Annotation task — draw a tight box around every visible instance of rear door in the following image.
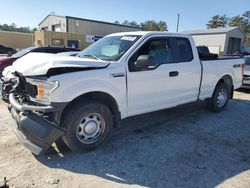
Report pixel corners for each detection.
[126,36,201,116]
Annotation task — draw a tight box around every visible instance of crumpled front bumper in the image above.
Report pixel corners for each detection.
[8,93,65,155]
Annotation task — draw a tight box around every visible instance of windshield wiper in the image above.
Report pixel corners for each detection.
[82,54,102,61]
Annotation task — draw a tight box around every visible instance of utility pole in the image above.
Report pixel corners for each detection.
[176,13,180,32]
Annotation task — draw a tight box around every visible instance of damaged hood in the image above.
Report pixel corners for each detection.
[11,52,110,76]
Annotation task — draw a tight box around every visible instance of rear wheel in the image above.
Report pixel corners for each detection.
[206,82,230,112]
[61,101,113,152]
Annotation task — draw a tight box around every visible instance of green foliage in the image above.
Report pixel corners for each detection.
[207,15,228,28]
[141,20,168,31]
[228,11,250,33]
[115,20,168,31]
[207,11,250,33]
[0,23,36,33]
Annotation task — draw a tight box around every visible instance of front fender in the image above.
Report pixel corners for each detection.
[50,74,127,117]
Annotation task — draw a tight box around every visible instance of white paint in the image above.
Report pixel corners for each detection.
[5,31,245,119]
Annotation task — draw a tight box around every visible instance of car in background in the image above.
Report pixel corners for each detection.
[0,46,80,75]
[242,55,250,88]
[0,44,16,56]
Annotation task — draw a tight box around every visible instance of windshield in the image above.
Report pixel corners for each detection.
[11,47,34,58]
[79,35,141,61]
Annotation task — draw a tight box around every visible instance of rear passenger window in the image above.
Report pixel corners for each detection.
[176,38,193,62]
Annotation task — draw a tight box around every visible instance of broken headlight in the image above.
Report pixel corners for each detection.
[26,78,59,105]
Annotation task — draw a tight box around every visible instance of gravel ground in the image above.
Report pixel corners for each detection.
[0,90,250,188]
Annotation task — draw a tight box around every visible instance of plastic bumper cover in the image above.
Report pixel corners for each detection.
[9,94,64,155]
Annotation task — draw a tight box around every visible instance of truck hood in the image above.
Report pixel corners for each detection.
[12,52,110,76]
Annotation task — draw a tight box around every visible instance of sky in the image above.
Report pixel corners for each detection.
[0,0,249,32]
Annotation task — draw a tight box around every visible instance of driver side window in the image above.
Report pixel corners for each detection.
[128,37,173,72]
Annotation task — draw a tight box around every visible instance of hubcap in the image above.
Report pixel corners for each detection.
[217,89,227,108]
[76,113,105,144]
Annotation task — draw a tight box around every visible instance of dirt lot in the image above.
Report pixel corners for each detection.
[0,90,250,188]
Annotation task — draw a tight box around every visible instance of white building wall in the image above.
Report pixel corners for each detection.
[191,34,227,54]
[39,15,66,32]
[224,29,246,54]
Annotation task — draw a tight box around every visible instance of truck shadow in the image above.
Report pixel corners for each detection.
[36,100,250,188]
[236,88,250,94]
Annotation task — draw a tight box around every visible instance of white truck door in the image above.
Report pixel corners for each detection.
[126,36,201,116]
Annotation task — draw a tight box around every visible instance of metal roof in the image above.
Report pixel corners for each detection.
[182,27,242,35]
[39,14,142,29]
[38,14,65,26]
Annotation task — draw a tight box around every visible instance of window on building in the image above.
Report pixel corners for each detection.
[41,27,48,31]
[51,39,64,46]
[52,24,61,32]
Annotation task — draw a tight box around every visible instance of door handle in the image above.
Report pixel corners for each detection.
[169,71,179,77]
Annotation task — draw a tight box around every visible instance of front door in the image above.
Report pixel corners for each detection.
[126,36,201,116]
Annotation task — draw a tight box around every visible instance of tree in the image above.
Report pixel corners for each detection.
[207,15,228,29]
[0,23,36,33]
[242,11,250,33]
[114,21,120,24]
[141,20,168,31]
[129,21,139,27]
[122,20,130,26]
[158,21,168,31]
[207,11,250,33]
[229,15,249,33]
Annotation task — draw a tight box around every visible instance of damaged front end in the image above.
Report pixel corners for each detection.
[1,72,65,155]
[1,76,18,102]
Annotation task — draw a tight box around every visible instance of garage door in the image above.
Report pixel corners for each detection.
[227,37,241,54]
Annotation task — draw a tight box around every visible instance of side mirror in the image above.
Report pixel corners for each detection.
[135,55,152,69]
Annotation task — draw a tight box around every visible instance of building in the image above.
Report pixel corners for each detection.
[36,14,142,49]
[34,30,89,50]
[39,14,142,35]
[0,30,34,49]
[183,27,246,55]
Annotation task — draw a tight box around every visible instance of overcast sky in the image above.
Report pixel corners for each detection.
[0,0,249,32]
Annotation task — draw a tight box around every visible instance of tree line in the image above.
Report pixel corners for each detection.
[207,11,250,33]
[0,23,37,33]
[114,20,168,31]
[0,11,249,34]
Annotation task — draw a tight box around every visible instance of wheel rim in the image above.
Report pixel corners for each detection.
[76,113,105,144]
[216,89,227,108]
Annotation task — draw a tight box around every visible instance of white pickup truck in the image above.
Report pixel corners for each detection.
[1,31,245,155]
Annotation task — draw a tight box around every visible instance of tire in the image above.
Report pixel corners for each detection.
[61,100,113,152]
[206,82,230,112]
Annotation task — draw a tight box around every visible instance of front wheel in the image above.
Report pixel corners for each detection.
[62,101,113,152]
[206,82,230,112]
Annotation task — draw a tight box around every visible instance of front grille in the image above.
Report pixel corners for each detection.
[14,72,37,98]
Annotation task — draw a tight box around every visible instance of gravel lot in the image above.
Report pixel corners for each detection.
[0,90,250,188]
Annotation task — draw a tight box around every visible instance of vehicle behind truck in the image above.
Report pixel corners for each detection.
[1,31,245,155]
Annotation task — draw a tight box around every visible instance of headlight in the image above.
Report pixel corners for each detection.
[26,78,59,105]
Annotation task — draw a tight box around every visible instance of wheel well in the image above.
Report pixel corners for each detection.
[217,75,234,98]
[60,92,121,127]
